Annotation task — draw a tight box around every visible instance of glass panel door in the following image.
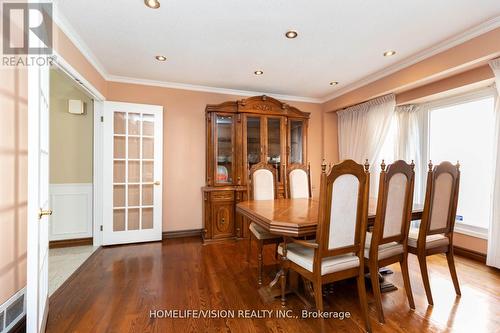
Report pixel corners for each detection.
[112,112,156,231]
[267,117,283,181]
[246,116,261,169]
[215,115,233,184]
[289,119,304,164]
[103,102,163,245]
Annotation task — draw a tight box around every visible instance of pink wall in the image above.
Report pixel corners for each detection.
[0,66,28,305]
[106,82,324,231]
[53,24,107,96]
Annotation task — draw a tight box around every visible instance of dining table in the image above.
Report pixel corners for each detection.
[236,197,424,303]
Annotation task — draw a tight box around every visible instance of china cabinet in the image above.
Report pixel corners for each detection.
[202,95,310,243]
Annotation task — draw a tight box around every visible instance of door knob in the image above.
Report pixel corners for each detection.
[38,208,53,219]
[154,180,161,186]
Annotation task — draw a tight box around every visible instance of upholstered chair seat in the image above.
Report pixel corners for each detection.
[407,230,449,248]
[363,232,404,260]
[249,222,279,240]
[278,243,359,275]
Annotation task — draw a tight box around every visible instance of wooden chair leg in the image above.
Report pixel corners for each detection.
[369,262,385,323]
[446,250,461,296]
[357,274,372,333]
[257,240,263,286]
[280,268,287,307]
[417,254,434,305]
[400,255,415,309]
[275,242,279,260]
[313,280,324,312]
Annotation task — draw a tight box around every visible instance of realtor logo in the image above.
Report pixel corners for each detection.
[2,2,53,55]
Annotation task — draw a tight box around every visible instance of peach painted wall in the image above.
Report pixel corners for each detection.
[396,65,494,104]
[322,109,339,164]
[53,24,107,97]
[454,233,488,254]
[106,82,324,231]
[0,65,28,305]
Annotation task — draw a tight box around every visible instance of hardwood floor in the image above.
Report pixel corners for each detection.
[46,237,500,333]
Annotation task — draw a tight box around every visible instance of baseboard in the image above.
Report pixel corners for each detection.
[49,246,102,302]
[49,237,93,249]
[162,229,202,239]
[453,245,487,263]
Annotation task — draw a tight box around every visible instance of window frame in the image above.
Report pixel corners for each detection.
[424,86,496,238]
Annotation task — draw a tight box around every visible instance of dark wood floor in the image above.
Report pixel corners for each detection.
[46,237,500,333]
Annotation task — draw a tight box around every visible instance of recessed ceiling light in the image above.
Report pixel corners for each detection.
[144,0,160,9]
[285,30,298,39]
[383,50,396,57]
[329,81,339,86]
[155,55,167,61]
[254,70,264,75]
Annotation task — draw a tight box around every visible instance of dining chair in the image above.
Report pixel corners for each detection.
[365,160,416,323]
[408,161,461,305]
[286,163,312,199]
[247,162,282,285]
[278,159,372,332]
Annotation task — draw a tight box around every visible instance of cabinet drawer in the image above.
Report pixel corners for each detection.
[211,191,234,201]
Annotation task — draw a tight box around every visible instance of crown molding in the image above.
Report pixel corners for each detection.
[107,75,323,103]
[320,15,500,104]
[51,1,110,81]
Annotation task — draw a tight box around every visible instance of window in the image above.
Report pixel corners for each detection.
[429,94,495,233]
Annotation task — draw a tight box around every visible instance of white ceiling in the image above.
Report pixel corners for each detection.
[55,0,500,101]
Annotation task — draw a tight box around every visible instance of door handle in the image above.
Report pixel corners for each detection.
[154,180,161,186]
[38,208,53,219]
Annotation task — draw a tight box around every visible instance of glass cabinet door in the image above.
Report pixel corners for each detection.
[289,119,305,164]
[215,114,233,184]
[246,116,261,169]
[266,117,284,182]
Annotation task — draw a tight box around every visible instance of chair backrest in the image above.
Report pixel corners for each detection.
[419,161,460,241]
[286,164,311,199]
[370,160,415,256]
[248,162,277,200]
[315,159,370,263]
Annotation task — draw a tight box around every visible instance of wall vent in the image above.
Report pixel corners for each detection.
[0,287,25,333]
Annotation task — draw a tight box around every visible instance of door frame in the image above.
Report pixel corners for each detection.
[50,52,106,246]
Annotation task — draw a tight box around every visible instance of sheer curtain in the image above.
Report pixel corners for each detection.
[337,94,395,195]
[487,58,500,268]
[394,104,429,204]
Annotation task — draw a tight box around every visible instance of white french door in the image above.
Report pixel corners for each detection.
[26,63,50,332]
[102,102,163,245]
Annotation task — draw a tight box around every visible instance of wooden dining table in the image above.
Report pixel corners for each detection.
[236,197,423,302]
